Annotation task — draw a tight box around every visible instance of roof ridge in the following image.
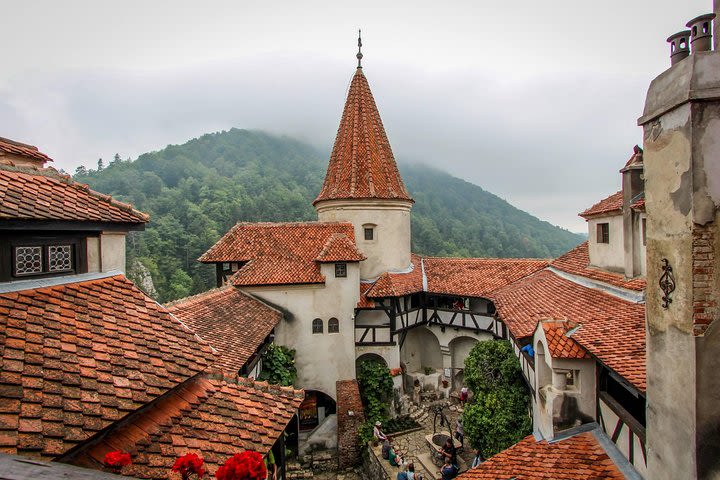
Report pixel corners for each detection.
[165,285,232,308]
[0,163,149,222]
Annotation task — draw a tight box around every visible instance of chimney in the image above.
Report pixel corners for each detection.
[686,13,716,52]
[716,0,720,50]
[667,30,691,65]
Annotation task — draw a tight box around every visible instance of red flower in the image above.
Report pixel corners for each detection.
[215,451,267,480]
[172,453,206,479]
[104,450,132,468]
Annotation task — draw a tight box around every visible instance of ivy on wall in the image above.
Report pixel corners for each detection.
[257,344,297,387]
[356,360,394,443]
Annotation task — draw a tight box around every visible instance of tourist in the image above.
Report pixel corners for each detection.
[407,462,423,480]
[441,438,458,467]
[374,420,388,442]
[382,439,392,460]
[459,386,469,406]
[441,457,459,480]
[471,449,484,468]
[454,418,464,447]
[388,442,404,468]
[264,450,277,480]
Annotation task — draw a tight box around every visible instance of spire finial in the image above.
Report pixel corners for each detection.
[356,29,363,68]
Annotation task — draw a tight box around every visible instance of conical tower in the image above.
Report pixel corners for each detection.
[315,34,413,279]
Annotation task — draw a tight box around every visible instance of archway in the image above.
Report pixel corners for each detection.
[449,336,479,390]
[298,390,336,432]
[400,327,442,374]
[355,352,389,377]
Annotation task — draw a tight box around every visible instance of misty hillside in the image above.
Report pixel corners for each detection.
[74,129,583,301]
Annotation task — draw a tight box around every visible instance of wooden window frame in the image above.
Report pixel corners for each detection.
[328,317,339,333]
[364,227,374,241]
[597,223,610,244]
[1,233,88,282]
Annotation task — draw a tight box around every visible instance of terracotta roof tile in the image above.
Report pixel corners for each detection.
[315,233,366,262]
[550,242,646,292]
[314,69,413,205]
[0,165,148,224]
[579,191,623,218]
[199,222,358,286]
[0,274,216,459]
[365,254,423,298]
[72,374,303,479]
[358,283,376,308]
[541,321,590,359]
[0,137,53,164]
[167,287,282,374]
[424,257,548,297]
[492,269,646,391]
[458,432,625,480]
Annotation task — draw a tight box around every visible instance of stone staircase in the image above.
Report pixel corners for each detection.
[286,461,314,479]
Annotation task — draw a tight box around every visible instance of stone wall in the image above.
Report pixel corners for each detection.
[336,380,365,469]
[360,444,390,480]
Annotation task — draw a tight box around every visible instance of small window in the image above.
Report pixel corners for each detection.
[328,318,339,333]
[312,318,323,334]
[597,223,610,244]
[335,263,347,278]
[13,244,75,277]
[642,218,647,246]
[364,227,374,241]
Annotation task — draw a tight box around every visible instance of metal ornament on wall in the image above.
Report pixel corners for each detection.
[659,258,676,309]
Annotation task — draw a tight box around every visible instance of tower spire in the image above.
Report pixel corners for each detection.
[356,29,363,68]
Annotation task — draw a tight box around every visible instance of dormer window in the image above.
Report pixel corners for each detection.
[1,234,89,283]
[597,223,610,244]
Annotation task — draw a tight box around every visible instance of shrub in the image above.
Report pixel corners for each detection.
[257,344,296,386]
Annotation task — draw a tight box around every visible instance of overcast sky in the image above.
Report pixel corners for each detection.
[0,0,710,232]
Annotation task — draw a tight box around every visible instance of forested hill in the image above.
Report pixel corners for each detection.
[74,129,583,302]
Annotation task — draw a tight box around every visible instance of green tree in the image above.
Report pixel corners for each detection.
[462,340,532,457]
[257,344,297,386]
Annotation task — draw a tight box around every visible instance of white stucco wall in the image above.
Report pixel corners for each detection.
[316,199,412,279]
[243,262,360,399]
[86,236,101,273]
[533,325,596,440]
[587,215,624,272]
[100,232,126,272]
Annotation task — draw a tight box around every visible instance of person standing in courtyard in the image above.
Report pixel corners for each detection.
[454,418,464,447]
[471,449,484,468]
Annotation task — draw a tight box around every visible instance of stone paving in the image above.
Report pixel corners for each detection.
[368,401,473,480]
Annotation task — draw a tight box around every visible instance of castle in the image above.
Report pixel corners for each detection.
[0,3,718,479]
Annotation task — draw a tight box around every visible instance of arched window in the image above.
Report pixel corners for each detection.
[312,318,323,334]
[328,317,339,333]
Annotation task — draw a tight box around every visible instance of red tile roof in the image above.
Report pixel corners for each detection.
[365,254,424,297]
[457,432,625,480]
[550,242,646,292]
[492,269,646,391]
[0,137,53,164]
[315,233,366,262]
[358,282,376,308]
[166,287,281,374]
[71,374,303,479]
[314,69,413,205]
[541,321,590,359]
[630,197,645,211]
[0,274,216,459]
[424,257,548,297]
[199,222,358,286]
[0,165,148,224]
[579,191,623,218]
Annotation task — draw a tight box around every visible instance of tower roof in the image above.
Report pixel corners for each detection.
[313,68,413,205]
